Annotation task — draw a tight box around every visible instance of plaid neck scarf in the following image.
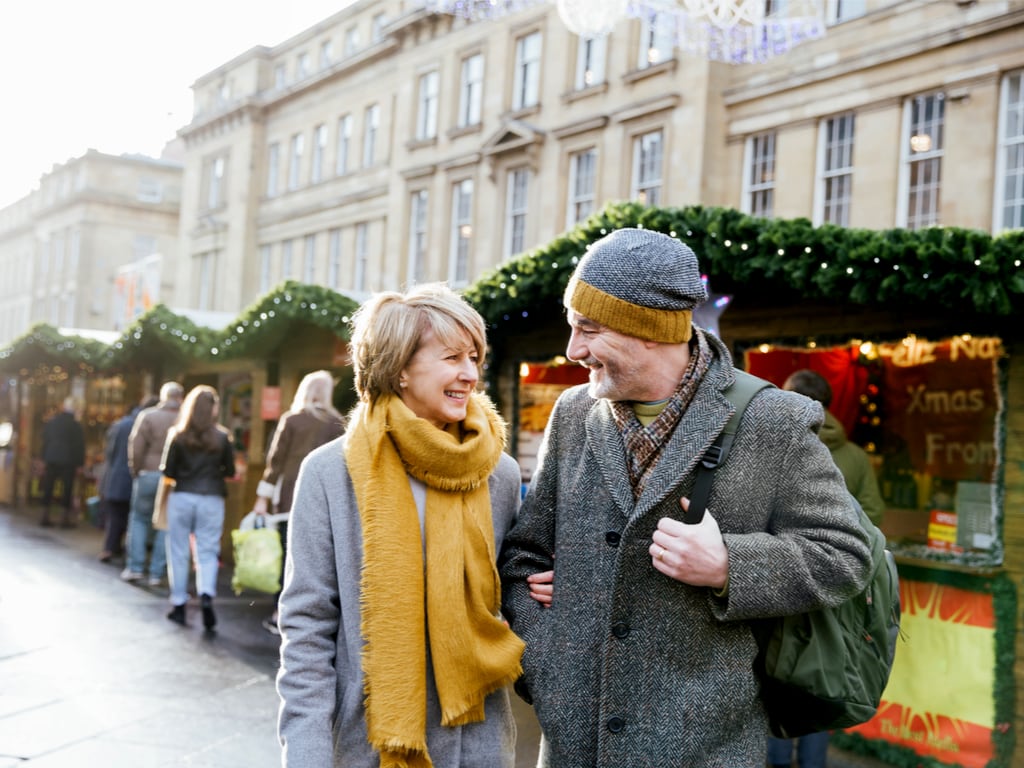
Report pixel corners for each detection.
[610,329,711,497]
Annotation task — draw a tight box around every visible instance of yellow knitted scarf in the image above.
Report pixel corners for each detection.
[344,392,525,768]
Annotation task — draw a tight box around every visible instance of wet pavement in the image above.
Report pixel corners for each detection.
[0,502,886,767]
[0,503,542,768]
[0,504,285,767]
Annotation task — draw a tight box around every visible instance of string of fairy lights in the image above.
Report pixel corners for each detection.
[0,281,359,383]
[2,202,1022,382]
[463,203,1024,373]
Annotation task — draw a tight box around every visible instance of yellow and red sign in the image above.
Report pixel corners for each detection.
[846,576,996,768]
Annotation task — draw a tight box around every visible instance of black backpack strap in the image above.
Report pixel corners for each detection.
[683,370,773,524]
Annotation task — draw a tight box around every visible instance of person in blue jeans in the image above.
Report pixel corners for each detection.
[122,382,183,586]
[99,397,156,562]
[767,731,831,768]
[160,385,235,630]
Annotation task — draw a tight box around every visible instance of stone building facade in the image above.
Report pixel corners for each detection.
[175,0,1023,316]
[0,149,182,345]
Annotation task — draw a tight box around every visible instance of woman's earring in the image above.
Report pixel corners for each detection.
[399,380,407,388]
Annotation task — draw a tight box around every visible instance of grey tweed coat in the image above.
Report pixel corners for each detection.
[276,434,523,767]
[500,332,873,768]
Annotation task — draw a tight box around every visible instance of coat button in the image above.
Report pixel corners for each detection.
[611,621,630,639]
[606,716,625,733]
[605,531,621,546]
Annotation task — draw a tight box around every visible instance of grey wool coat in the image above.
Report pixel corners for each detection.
[499,331,873,768]
[276,434,523,768]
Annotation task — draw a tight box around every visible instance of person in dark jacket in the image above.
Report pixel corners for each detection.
[40,396,86,528]
[252,369,346,634]
[98,397,158,562]
[160,385,235,630]
[499,229,872,768]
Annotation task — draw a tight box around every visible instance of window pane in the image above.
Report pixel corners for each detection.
[513,33,541,110]
[632,131,663,206]
[748,132,775,217]
[450,180,473,284]
[417,72,439,140]
[998,73,1024,231]
[568,149,597,227]
[822,114,854,226]
[459,54,483,127]
[409,190,429,284]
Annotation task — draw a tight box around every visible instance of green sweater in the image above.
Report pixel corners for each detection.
[818,411,885,526]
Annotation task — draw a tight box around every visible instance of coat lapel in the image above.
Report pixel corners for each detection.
[585,399,636,520]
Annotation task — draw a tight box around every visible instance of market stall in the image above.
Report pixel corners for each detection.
[0,281,359,564]
[465,201,1024,768]
[171,282,358,560]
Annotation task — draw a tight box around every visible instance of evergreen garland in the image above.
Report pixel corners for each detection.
[0,323,107,377]
[101,304,216,369]
[0,282,359,374]
[2,205,1022,375]
[462,201,1024,333]
[207,280,358,361]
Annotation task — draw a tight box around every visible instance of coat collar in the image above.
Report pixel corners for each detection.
[584,332,742,524]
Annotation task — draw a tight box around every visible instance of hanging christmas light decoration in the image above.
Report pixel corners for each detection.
[680,0,764,28]
[556,0,629,38]
[423,0,826,63]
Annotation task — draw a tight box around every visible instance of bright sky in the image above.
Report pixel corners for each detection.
[0,1,354,210]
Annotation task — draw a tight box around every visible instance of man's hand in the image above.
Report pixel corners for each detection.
[649,497,729,589]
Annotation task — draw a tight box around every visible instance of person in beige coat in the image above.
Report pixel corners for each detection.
[121,381,182,585]
[252,370,345,633]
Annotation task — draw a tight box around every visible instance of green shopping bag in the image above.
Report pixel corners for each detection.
[231,520,283,595]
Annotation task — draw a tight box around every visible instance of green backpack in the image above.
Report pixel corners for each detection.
[687,370,902,738]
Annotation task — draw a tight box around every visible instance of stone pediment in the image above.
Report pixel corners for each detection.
[482,119,545,156]
[481,120,545,178]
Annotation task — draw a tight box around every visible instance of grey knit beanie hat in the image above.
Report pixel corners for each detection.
[564,228,707,343]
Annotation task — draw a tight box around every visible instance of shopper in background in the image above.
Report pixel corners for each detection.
[252,369,346,635]
[39,396,85,528]
[782,368,884,526]
[276,283,524,767]
[99,396,158,562]
[161,384,235,630]
[766,368,887,768]
[123,381,182,586]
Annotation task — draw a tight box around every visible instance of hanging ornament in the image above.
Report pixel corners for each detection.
[680,0,765,29]
[556,0,629,38]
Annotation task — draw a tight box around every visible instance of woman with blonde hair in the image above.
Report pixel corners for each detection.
[160,385,235,630]
[252,369,346,634]
[276,283,525,767]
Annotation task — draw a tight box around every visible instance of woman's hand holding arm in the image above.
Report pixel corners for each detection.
[527,570,554,606]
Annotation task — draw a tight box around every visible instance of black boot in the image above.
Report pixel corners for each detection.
[166,603,186,625]
[201,594,216,630]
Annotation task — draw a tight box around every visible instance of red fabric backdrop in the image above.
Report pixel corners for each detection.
[744,346,867,435]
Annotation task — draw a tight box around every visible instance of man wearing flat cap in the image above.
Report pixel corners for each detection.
[500,228,872,767]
